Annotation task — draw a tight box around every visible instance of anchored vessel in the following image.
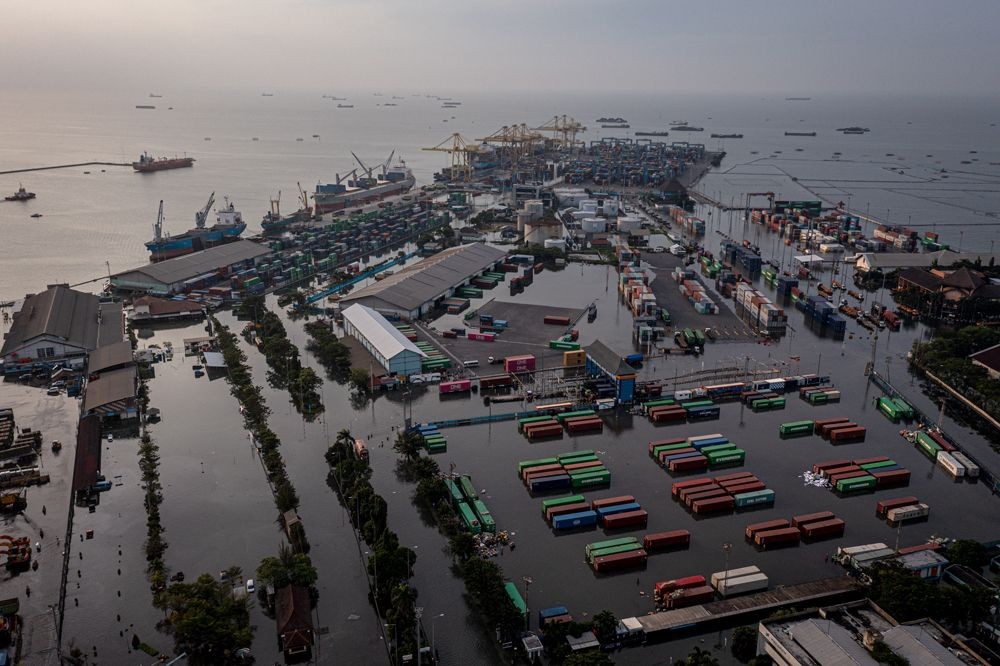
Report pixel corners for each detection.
[4,184,35,201]
[145,194,246,261]
[132,152,195,173]
[312,151,415,214]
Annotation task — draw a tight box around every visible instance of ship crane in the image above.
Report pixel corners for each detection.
[351,152,377,186]
[380,149,396,177]
[152,200,165,242]
[531,115,587,149]
[422,133,481,182]
[269,191,281,219]
[477,124,545,171]
[194,192,216,229]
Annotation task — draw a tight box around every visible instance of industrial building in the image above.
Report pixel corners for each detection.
[757,600,991,666]
[585,340,636,403]
[339,243,507,320]
[110,240,272,295]
[854,250,1000,274]
[82,339,139,425]
[1,285,124,374]
[341,304,426,376]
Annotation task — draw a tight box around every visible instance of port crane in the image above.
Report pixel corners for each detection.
[151,200,165,242]
[422,133,481,182]
[743,191,775,222]
[531,115,586,149]
[194,192,216,228]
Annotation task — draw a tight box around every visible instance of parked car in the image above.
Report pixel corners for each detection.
[246,579,255,594]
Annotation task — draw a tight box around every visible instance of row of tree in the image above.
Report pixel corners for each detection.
[137,429,168,598]
[304,319,353,381]
[325,429,420,663]
[238,296,324,419]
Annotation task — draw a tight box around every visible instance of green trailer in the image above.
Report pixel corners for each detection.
[541,495,586,516]
[518,457,559,472]
[585,537,638,558]
[458,475,478,501]
[472,500,497,533]
[836,475,877,493]
[445,479,464,507]
[457,501,482,534]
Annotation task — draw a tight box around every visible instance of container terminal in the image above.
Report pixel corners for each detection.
[2,116,1000,666]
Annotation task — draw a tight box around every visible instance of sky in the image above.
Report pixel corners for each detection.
[4,0,1000,96]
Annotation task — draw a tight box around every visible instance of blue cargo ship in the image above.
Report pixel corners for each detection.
[146,193,246,261]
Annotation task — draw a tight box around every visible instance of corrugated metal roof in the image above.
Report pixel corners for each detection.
[341,243,507,311]
[2,286,101,356]
[882,625,964,665]
[790,618,878,665]
[342,304,426,362]
[87,341,134,374]
[113,240,272,286]
[82,366,137,413]
[586,340,633,377]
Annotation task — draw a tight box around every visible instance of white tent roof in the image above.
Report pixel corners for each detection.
[794,254,825,264]
[202,351,227,368]
[342,303,426,361]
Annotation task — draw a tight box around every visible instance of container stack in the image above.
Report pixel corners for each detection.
[747,511,846,548]
[586,536,648,572]
[671,471,773,516]
[643,530,691,553]
[735,283,787,335]
[876,496,921,519]
[812,456,911,493]
[721,242,762,278]
[518,450,610,494]
[814,417,866,443]
[648,434,747,473]
[592,495,648,530]
[711,566,769,596]
[446,476,495,535]
[653,575,711,611]
[414,339,452,372]
[795,294,847,337]
[416,424,447,453]
[556,410,604,434]
[517,415,563,441]
[441,297,470,314]
[799,386,842,405]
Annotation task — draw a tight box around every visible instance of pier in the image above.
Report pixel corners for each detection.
[0,161,131,175]
[636,576,859,639]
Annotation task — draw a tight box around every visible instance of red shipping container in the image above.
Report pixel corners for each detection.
[562,460,604,473]
[658,447,697,463]
[812,459,851,474]
[821,464,861,478]
[672,478,715,498]
[828,470,871,485]
[896,542,941,555]
[691,496,734,514]
[876,496,919,518]
[504,354,536,373]
[799,518,845,539]
[791,511,835,528]
[526,425,563,440]
[745,519,790,539]
[852,456,890,466]
[652,409,687,423]
[717,475,760,489]
[682,487,727,505]
[439,379,472,393]
[521,463,563,481]
[754,527,801,547]
[523,468,568,485]
[546,502,591,522]
[592,549,648,572]
[592,495,636,510]
[714,471,755,484]
[928,431,955,452]
[565,417,604,433]
[643,530,691,551]
[602,509,649,529]
[821,421,857,437]
[669,457,709,473]
[813,417,850,434]
[648,438,686,455]
[724,480,766,495]
[665,586,714,609]
[543,315,571,326]
[873,469,911,488]
[654,575,705,596]
[830,427,867,442]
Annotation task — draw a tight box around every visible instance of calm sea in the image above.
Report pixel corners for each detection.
[1,89,998,300]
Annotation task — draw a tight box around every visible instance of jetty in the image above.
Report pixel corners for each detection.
[0,161,131,176]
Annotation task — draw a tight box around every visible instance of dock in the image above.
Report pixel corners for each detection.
[636,576,859,638]
[0,161,131,175]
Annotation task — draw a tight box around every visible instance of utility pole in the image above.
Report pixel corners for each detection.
[415,606,423,666]
[522,576,533,630]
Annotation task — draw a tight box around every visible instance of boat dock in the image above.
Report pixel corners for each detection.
[0,161,131,175]
[635,576,859,639]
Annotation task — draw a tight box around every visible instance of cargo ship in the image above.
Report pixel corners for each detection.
[634,131,669,137]
[145,194,247,261]
[132,152,195,173]
[261,184,314,234]
[711,133,743,139]
[838,127,870,134]
[672,125,704,132]
[596,116,627,123]
[601,123,630,129]
[4,184,35,201]
[784,131,817,137]
[312,151,415,214]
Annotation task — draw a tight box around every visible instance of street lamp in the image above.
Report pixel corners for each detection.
[522,576,533,629]
[415,606,424,666]
[432,613,445,662]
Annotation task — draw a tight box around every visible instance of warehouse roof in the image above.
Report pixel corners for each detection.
[87,341,134,374]
[341,243,507,311]
[342,304,426,361]
[859,250,1000,272]
[113,240,272,286]
[2,285,120,357]
[586,340,634,377]
[82,365,137,414]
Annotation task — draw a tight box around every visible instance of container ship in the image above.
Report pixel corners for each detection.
[312,151,415,214]
[4,184,35,201]
[132,152,195,173]
[672,125,704,132]
[261,185,313,235]
[145,193,246,261]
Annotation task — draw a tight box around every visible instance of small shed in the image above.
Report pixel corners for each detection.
[520,632,543,662]
[566,630,601,652]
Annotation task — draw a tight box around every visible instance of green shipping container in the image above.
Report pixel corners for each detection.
[445,479,464,506]
[518,457,559,472]
[836,475,877,493]
[504,582,527,619]
[917,437,941,460]
[427,441,447,454]
[891,398,914,419]
[556,411,596,423]
[859,460,896,471]
[550,340,582,351]
[557,449,596,461]
[568,466,606,477]
[518,417,555,432]
[457,501,482,535]
[571,470,611,489]
[651,442,692,457]
[541,495,586,516]
[587,542,643,563]
[681,400,714,410]
[459,475,478,501]
[585,537,638,557]
[779,420,814,436]
[700,443,737,455]
[643,399,675,411]
[707,449,746,466]
[472,500,497,533]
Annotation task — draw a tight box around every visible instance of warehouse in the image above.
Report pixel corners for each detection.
[339,243,507,320]
[585,340,636,403]
[110,240,272,295]
[341,304,426,376]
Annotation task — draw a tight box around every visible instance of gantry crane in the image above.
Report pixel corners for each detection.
[532,115,586,149]
[194,192,216,228]
[422,133,481,182]
[476,123,546,174]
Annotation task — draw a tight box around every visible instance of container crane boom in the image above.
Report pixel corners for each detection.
[194,191,216,228]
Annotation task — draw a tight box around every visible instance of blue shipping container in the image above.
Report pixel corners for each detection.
[552,510,598,530]
[530,475,572,492]
[595,502,642,518]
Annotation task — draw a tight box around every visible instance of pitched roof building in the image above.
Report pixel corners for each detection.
[970,343,1000,379]
[275,585,314,660]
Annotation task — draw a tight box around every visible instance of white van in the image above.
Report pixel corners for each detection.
[462,359,480,368]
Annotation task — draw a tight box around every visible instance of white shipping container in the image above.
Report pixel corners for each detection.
[887,503,930,523]
[716,572,770,596]
[935,451,965,478]
[710,565,760,587]
[950,451,980,478]
[839,543,888,556]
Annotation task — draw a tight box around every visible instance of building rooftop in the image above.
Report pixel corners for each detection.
[1,286,121,357]
[897,549,950,571]
[82,365,137,414]
[859,250,1000,272]
[340,243,507,311]
[970,343,1000,374]
[133,296,204,316]
[113,240,271,286]
[87,341,134,374]
[275,585,314,651]
[342,303,426,361]
[586,340,635,377]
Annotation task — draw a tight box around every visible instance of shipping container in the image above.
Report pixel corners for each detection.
[541,495,586,516]
[671,478,716,498]
[570,470,612,489]
[754,527,801,548]
[791,511,835,528]
[439,379,472,394]
[587,542,644,562]
[456,501,482,535]
[649,438,687,457]
[458,475,478,500]
[710,566,761,587]
[873,469,911,488]
[595,502,642,520]
[886,503,930,523]
[592,548,648,572]
[543,315,572,326]
[799,518,845,539]
[526,424,565,440]
[654,575,706,596]
[643,530,691,551]
[603,509,649,529]
[546,502,591,522]
[669,456,710,473]
[529,474,572,493]
[716,572,770,595]
[723,480,766,495]
[836,475,877,493]
[812,459,852,474]
[592,495,636,510]
[586,537,639,558]
[779,420,814,437]
[821,421,857,437]
[733,489,775,508]
[875,496,919,518]
[521,464,564,482]
[860,460,897,471]
[830,426,867,443]
[950,451,980,478]
[683,487,729,506]
[745,519,790,539]
[663,585,715,609]
[552,510,598,530]
[504,354,536,373]
[691,496,735,514]
[714,471,755,484]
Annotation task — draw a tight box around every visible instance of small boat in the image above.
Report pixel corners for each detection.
[5,184,35,201]
[194,370,205,378]
[30,213,43,218]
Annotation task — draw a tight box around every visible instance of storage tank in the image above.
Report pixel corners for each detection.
[581,217,606,233]
[525,199,545,217]
[570,210,592,221]
[544,238,567,251]
[617,215,641,233]
[580,200,598,213]
[517,210,532,232]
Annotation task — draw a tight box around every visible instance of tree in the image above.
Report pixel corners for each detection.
[349,368,371,393]
[393,431,423,460]
[731,625,758,663]
[590,610,618,645]
[160,573,253,664]
[945,540,987,570]
[680,647,720,666]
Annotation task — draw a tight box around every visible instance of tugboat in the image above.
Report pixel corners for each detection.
[4,184,35,201]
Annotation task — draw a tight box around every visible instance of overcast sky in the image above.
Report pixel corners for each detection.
[5,0,999,95]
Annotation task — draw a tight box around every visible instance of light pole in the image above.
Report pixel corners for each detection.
[522,576,533,629]
[407,545,418,577]
[432,612,445,662]
[385,622,397,665]
[415,606,424,666]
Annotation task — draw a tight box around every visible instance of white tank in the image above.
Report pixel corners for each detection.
[544,238,567,251]
[580,200,598,213]
[581,217,606,233]
[525,199,545,216]
[517,211,531,232]
[617,215,641,233]
[570,210,592,221]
